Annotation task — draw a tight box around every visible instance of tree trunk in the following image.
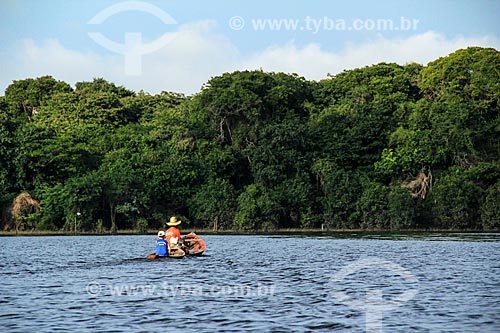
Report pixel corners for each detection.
[110,203,117,234]
[213,216,219,232]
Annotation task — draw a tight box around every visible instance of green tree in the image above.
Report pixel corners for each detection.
[188,178,236,231]
[357,180,389,229]
[312,160,364,229]
[234,184,280,231]
[4,76,72,122]
[199,70,312,148]
[75,78,134,98]
[1,47,499,232]
[428,168,481,229]
[387,186,416,230]
[480,181,500,230]
[313,63,421,171]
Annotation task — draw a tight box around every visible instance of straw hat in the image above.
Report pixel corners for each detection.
[167,216,181,226]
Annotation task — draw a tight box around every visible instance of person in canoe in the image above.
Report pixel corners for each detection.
[155,231,169,257]
[165,216,182,246]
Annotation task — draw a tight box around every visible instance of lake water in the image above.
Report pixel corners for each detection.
[1,233,499,332]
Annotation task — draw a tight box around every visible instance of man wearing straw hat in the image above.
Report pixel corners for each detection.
[165,216,182,246]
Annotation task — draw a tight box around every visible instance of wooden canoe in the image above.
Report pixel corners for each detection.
[183,232,206,256]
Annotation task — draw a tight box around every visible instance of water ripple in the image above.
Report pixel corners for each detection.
[1,234,499,332]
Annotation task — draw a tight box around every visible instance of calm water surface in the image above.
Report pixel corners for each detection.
[1,233,499,332]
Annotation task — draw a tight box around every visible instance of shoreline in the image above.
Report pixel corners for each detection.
[0,228,497,237]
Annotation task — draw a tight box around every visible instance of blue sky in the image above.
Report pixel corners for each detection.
[1,0,499,95]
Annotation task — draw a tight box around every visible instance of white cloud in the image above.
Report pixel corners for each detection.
[0,21,239,95]
[139,20,240,93]
[1,23,499,96]
[0,39,115,92]
[243,31,500,80]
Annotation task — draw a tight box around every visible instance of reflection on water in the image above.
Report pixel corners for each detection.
[0,233,499,332]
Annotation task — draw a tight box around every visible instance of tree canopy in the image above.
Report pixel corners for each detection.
[1,47,499,232]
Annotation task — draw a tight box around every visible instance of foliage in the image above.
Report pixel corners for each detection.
[387,186,417,230]
[480,181,500,230]
[1,47,499,231]
[234,184,280,231]
[187,178,236,231]
[427,168,481,229]
[357,180,389,229]
[312,160,364,229]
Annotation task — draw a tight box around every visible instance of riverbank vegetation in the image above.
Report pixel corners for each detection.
[1,47,499,232]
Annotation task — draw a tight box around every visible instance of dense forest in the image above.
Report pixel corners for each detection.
[1,47,499,232]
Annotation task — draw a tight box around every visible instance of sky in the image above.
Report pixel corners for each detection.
[1,0,499,95]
